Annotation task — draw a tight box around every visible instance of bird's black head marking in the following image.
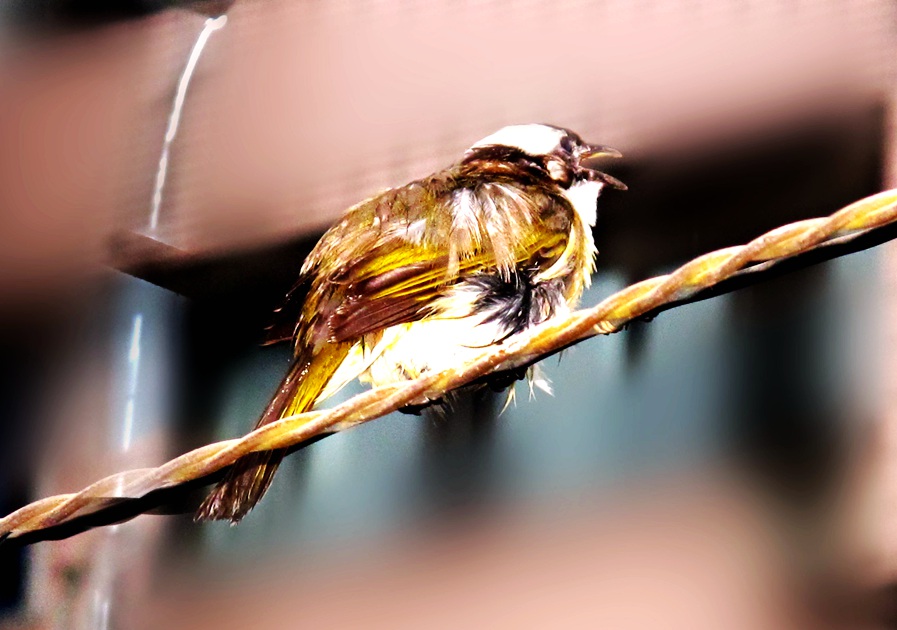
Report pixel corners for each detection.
[465,123,626,190]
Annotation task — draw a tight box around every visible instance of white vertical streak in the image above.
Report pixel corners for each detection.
[122,314,143,451]
[148,15,228,232]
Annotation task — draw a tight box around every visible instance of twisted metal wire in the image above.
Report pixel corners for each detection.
[4,188,897,540]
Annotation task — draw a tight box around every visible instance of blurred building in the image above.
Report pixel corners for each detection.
[1,1,896,628]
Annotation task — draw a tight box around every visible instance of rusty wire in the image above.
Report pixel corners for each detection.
[3,188,897,541]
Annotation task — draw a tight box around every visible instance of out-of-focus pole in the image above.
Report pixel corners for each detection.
[25,13,229,630]
[86,15,229,630]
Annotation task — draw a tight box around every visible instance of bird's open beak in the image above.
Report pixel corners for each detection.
[589,171,628,190]
[580,144,623,160]
[578,144,627,190]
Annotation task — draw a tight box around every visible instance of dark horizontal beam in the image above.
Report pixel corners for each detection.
[3,0,234,31]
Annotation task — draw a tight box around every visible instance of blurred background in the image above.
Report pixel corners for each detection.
[1,0,897,628]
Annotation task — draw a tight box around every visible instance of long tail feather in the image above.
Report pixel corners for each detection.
[195,342,350,522]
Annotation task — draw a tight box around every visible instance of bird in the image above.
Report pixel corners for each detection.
[196,123,625,522]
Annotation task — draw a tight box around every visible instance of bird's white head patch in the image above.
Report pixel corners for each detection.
[468,124,567,158]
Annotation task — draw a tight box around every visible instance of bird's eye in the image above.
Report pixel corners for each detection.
[559,136,574,154]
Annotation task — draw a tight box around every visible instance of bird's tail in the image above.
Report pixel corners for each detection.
[195,342,350,522]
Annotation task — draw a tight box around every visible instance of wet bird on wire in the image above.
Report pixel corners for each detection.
[196,124,625,522]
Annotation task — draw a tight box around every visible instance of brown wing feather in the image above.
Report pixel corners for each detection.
[330,293,430,342]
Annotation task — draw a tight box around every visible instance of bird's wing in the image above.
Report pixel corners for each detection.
[294,175,575,347]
